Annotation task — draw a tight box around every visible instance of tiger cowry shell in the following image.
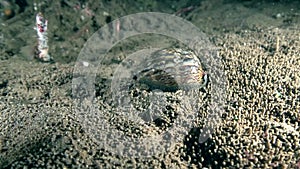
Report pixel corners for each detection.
[135,48,207,92]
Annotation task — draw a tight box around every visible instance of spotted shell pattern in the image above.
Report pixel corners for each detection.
[134,48,207,91]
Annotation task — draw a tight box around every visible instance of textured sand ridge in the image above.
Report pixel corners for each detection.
[1,27,299,168]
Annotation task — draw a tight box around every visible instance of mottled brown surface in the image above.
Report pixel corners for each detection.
[0,0,300,168]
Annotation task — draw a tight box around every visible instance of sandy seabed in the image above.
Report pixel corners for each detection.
[0,0,300,168]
